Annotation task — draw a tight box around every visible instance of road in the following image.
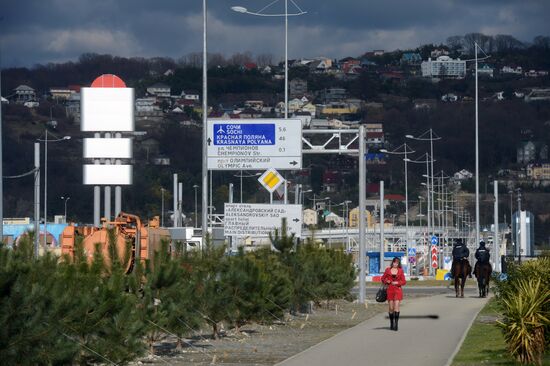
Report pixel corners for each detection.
[277,287,488,366]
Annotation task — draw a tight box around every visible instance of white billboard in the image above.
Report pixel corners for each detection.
[81,88,134,132]
[224,203,302,237]
[83,165,133,185]
[207,119,302,170]
[83,138,133,159]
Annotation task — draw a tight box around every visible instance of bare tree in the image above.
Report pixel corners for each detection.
[256,53,274,67]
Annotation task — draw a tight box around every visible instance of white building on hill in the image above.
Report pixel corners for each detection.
[421,56,466,78]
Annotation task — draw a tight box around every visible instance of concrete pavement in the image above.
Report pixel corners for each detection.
[278,288,488,366]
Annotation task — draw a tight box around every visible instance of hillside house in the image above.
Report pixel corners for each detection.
[13,85,36,103]
[147,83,171,98]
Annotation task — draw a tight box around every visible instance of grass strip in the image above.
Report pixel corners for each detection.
[452,298,550,366]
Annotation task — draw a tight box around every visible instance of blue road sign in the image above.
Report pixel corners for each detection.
[214,123,275,146]
[408,247,416,257]
[431,236,439,245]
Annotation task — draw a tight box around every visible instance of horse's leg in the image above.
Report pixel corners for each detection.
[461,276,465,298]
[454,277,459,297]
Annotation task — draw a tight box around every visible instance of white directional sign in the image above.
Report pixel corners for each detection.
[224,203,302,237]
[207,119,302,170]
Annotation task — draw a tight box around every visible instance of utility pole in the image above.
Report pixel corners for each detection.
[34,143,40,257]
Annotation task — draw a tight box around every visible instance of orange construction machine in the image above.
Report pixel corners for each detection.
[61,212,170,273]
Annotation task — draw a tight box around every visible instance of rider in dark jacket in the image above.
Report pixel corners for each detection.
[450,239,471,278]
[473,241,490,277]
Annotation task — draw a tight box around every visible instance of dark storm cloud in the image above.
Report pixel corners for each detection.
[1,0,549,67]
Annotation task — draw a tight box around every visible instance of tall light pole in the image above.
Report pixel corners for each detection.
[60,196,70,223]
[381,143,415,275]
[407,130,441,236]
[201,0,209,242]
[232,1,306,119]
[37,132,70,246]
[474,42,480,248]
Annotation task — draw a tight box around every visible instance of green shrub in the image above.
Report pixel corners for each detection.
[495,258,550,365]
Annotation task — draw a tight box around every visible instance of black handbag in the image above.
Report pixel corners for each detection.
[375,284,388,303]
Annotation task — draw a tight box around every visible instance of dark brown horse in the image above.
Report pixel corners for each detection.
[452,258,471,298]
[475,261,492,298]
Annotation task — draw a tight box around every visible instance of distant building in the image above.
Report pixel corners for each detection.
[525,88,550,102]
[453,169,473,181]
[349,207,373,228]
[401,52,422,65]
[526,163,550,180]
[512,211,534,257]
[365,123,384,148]
[430,48,449,58]
[147,83,171,98]
[421,56,466,78]
[50,86,76,100]
[303,208,318,226]
[13,85,36,103]
[180,90,200,101]
[517,141,537,164]
[501,66,522,75]
[320,88,347,103]
[290,78,308,98]
[476,64,494,78]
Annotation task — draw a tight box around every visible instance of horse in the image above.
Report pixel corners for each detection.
[475,261,492,298]
[452,258,471,298]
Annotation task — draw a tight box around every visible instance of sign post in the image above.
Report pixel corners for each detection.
[207,119,302,170]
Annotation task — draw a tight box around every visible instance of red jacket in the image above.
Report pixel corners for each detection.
[381,267,406,287]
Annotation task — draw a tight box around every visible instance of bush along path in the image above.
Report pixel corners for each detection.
[0,222,357,365]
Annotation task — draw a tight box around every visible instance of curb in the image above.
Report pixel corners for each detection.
[444,295,492,366]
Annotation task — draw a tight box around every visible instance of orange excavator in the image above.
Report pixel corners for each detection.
[61,212,171,273]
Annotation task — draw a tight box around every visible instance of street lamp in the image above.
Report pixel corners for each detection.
[381,143,415,274]
[233,171,261,203]
[407,130,441,237]
[231,1,307,119]
[37,132,70,246]
[60,196,70,223]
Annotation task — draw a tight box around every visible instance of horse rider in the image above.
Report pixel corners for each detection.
[473,241,490,277]
[450,239,471,279]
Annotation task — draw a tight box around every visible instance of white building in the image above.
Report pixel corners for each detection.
[453,169,473,181]
[421,56,466,78]
[303,208,318,226]
[146,83,171,98]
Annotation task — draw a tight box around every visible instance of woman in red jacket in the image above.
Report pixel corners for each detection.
[381,257,407,331]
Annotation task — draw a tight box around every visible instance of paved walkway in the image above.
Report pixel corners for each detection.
[278,288,489,366]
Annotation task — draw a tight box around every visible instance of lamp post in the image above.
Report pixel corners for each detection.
[233,171,261,203]
[381,143,415,275]
[37,132,70,246]
[407,130,440,237]
[60,196,70,223]
[232,1,306,119]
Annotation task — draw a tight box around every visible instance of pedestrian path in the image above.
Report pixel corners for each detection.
[278,288,488,366]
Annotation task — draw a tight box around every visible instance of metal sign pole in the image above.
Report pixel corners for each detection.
[201,0,209,242]
[34,143,40,257]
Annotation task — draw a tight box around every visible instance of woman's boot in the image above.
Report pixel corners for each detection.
[389,312,394,330]
[394,312,400,331]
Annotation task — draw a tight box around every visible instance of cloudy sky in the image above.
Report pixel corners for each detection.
[1,0,549,67]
